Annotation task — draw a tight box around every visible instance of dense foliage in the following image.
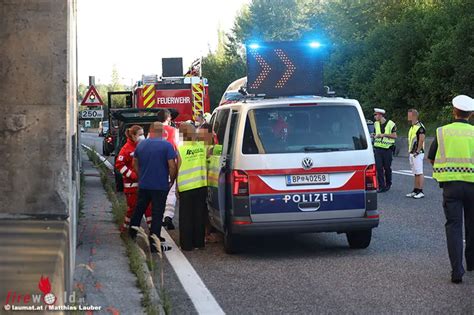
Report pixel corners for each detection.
[203,0,473,125]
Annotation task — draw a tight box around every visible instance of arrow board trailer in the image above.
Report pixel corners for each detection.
[246,41,325,97]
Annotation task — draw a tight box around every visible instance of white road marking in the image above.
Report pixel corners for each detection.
[393,170,433,179]
[161,230,225,315]
[82,144,225,314]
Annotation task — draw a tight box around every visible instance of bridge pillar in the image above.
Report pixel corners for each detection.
[0,0,78,305]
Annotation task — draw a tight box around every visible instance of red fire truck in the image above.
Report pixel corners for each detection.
[132,74,210,121]
[103,59,211,156]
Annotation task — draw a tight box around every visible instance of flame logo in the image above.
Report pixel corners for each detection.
[38,275,51,294]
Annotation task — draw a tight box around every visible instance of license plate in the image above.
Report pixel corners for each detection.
[286,173,330,186]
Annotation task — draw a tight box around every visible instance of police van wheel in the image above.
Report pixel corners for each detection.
[223,226,239,254]
[346,229,372,249]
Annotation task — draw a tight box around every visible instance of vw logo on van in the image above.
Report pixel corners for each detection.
[302,157,313,170]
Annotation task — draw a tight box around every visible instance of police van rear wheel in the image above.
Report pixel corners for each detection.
[346,229,372,249]
[223,226,239,254]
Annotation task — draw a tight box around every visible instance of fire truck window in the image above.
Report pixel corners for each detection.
[213,109,230,146]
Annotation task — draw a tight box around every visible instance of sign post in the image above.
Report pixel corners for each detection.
[81,85,104,107]
[79,109,104,119]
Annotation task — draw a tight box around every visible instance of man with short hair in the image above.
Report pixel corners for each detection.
[429,94,474,284]
[130,122,177,252]
[406,109,426,199]
[373,108,397,192]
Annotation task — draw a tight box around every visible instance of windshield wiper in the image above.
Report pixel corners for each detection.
[303,147,343,152]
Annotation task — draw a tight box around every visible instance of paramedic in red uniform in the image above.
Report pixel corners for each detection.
[115,125,152,231]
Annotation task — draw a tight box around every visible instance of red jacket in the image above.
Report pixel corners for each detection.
[115,139,139,192]
[163,125,178,151]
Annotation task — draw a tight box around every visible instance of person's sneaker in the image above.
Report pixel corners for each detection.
[163,216,175,230]
[406,191,417,198]
[128,227,138,240]
[413,192,425,199]
[451,275,462,284]
[151,244,172,253]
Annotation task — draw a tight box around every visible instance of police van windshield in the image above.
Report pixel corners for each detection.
[242,105,368,154]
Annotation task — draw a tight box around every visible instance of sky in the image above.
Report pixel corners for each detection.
[77,0,249,85]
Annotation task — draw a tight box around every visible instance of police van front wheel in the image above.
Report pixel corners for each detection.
[346,229,372,249]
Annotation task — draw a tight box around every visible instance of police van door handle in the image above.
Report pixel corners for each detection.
[220,156,227,168]
[298,202,321,212]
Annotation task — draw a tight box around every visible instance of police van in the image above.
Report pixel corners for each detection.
[207,96,379,253]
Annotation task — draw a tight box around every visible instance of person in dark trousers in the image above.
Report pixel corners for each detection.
[129,122,177,252]
[372,108,397,192]
[156,109,179,230]
[406,109,426,199]
[429,94,474,284]
[177,123,208,251]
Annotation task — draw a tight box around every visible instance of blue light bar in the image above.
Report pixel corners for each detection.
[309,41,322,48]
[248,43,260,49]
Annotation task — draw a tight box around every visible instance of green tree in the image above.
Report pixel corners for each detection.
[204,0,474,126]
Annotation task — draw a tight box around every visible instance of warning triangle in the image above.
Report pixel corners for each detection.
[81,85,104,106]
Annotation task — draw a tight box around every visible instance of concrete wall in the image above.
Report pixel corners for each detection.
[0,0,78,300]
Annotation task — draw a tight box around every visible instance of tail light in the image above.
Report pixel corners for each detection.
[365,164,378,190]
[232,170,249,196]
[106,136,113,144]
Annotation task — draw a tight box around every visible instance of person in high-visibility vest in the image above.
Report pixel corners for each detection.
[373,108,398,192]
[177,123,208,251]
[428,94,474,284]
[406,109,426,199]
[197,122,219,243]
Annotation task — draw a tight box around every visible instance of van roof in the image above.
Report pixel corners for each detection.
[217,95,360,110]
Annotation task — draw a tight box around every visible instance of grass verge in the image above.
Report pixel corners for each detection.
[85,148,164,315]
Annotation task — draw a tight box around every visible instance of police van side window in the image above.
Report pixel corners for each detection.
[213,109,230,148]
[227,111,239,155]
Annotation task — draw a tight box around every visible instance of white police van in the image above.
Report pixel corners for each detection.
[207,96,379,253]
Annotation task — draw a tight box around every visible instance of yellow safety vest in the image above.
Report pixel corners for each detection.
[432,122,474,183]
[178,141,207,192]
[408,122,425,153]
[374,120,396,149]
[207,144,222,188]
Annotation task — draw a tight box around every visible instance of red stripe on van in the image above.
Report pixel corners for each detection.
[246,165,366,195]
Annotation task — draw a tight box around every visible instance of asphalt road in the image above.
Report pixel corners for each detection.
[80,132,115,163]
[80,133,474,314]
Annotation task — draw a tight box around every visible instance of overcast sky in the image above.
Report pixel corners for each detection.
[77,0,249,85]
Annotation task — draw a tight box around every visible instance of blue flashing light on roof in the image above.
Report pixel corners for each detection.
[309,41,322,48]
[248,43,260,50]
